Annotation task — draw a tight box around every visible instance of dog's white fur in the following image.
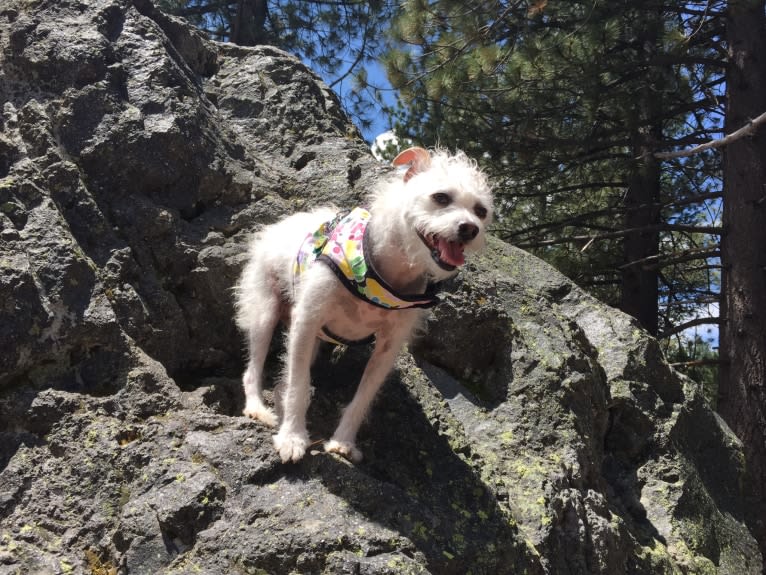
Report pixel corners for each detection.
[234,148,493,463]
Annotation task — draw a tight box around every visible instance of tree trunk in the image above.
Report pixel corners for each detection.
[718,0,766,563]
[231,0,268,46]
[621,137,661,336]
[620,12,663,337]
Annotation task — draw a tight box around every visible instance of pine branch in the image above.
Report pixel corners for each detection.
[659,317,721,339]
[502,207,623,239]
[668,191,722,208]
[579,279,621,288]
[669,359,725,368]
[514,224,722,249]
[662,295,720,308]
[620,248,721,270]
[329,14,369,88]
[653,110,766,159]
[511,181,626,199]
[176,1,231,18]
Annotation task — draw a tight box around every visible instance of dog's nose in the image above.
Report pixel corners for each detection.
[458,222,479,242]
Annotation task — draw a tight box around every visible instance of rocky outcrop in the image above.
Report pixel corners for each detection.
[0,1,761,573]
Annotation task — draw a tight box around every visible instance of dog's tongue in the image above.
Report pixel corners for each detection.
[437,238,465,267]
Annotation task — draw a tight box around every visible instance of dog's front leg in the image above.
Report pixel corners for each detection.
[325,317,418,463]
[242,293,281,427]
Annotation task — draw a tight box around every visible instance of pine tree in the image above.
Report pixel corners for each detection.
[718,0,766,559]
[157,0,394,132]
[385,0,725,341]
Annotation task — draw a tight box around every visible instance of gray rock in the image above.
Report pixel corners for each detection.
[0,1,761,574]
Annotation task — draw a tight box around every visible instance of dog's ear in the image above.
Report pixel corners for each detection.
[392,147,431,182]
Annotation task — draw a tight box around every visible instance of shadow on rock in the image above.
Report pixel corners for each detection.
[307,347,543,575]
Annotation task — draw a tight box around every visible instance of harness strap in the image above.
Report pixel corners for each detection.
[320,326,375,347]
[293,207,444,346]
[315,208,441,310]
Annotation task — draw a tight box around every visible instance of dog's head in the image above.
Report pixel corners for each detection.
[391,147,494,278]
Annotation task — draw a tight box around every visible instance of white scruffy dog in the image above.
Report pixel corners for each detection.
[235,147,493,463]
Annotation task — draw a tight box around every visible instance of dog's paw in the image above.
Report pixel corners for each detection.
[325,439,363,463]
[243,403,278,427]
[273,429,309,463]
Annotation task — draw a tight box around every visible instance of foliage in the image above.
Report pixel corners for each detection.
[383,0,724,347]
[156,0,395,133]
[662,333,719,406]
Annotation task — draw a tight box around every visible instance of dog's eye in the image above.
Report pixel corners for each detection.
[431,192,452,206]
[474,204,488,219]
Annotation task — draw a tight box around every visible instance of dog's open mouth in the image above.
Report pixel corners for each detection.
[418,231,464,270]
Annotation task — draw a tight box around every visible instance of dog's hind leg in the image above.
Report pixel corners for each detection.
[272,277,329,463]
[240,281,281,427]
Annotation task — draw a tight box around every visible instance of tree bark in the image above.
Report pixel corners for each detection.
[621,139,661,335]
[231,0,268,46]
[620,11,664,336]
[718,0,766,563]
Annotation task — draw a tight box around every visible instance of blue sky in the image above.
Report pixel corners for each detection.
[327,59,397,144]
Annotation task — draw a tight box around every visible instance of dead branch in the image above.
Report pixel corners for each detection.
[653,110,766,159]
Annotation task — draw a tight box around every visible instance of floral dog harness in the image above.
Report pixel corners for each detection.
[294,207,441,345]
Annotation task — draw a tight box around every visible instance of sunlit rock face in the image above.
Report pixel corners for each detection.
[0,1,760,573]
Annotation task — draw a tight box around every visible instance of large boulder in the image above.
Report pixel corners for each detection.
[0,1,761,573]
